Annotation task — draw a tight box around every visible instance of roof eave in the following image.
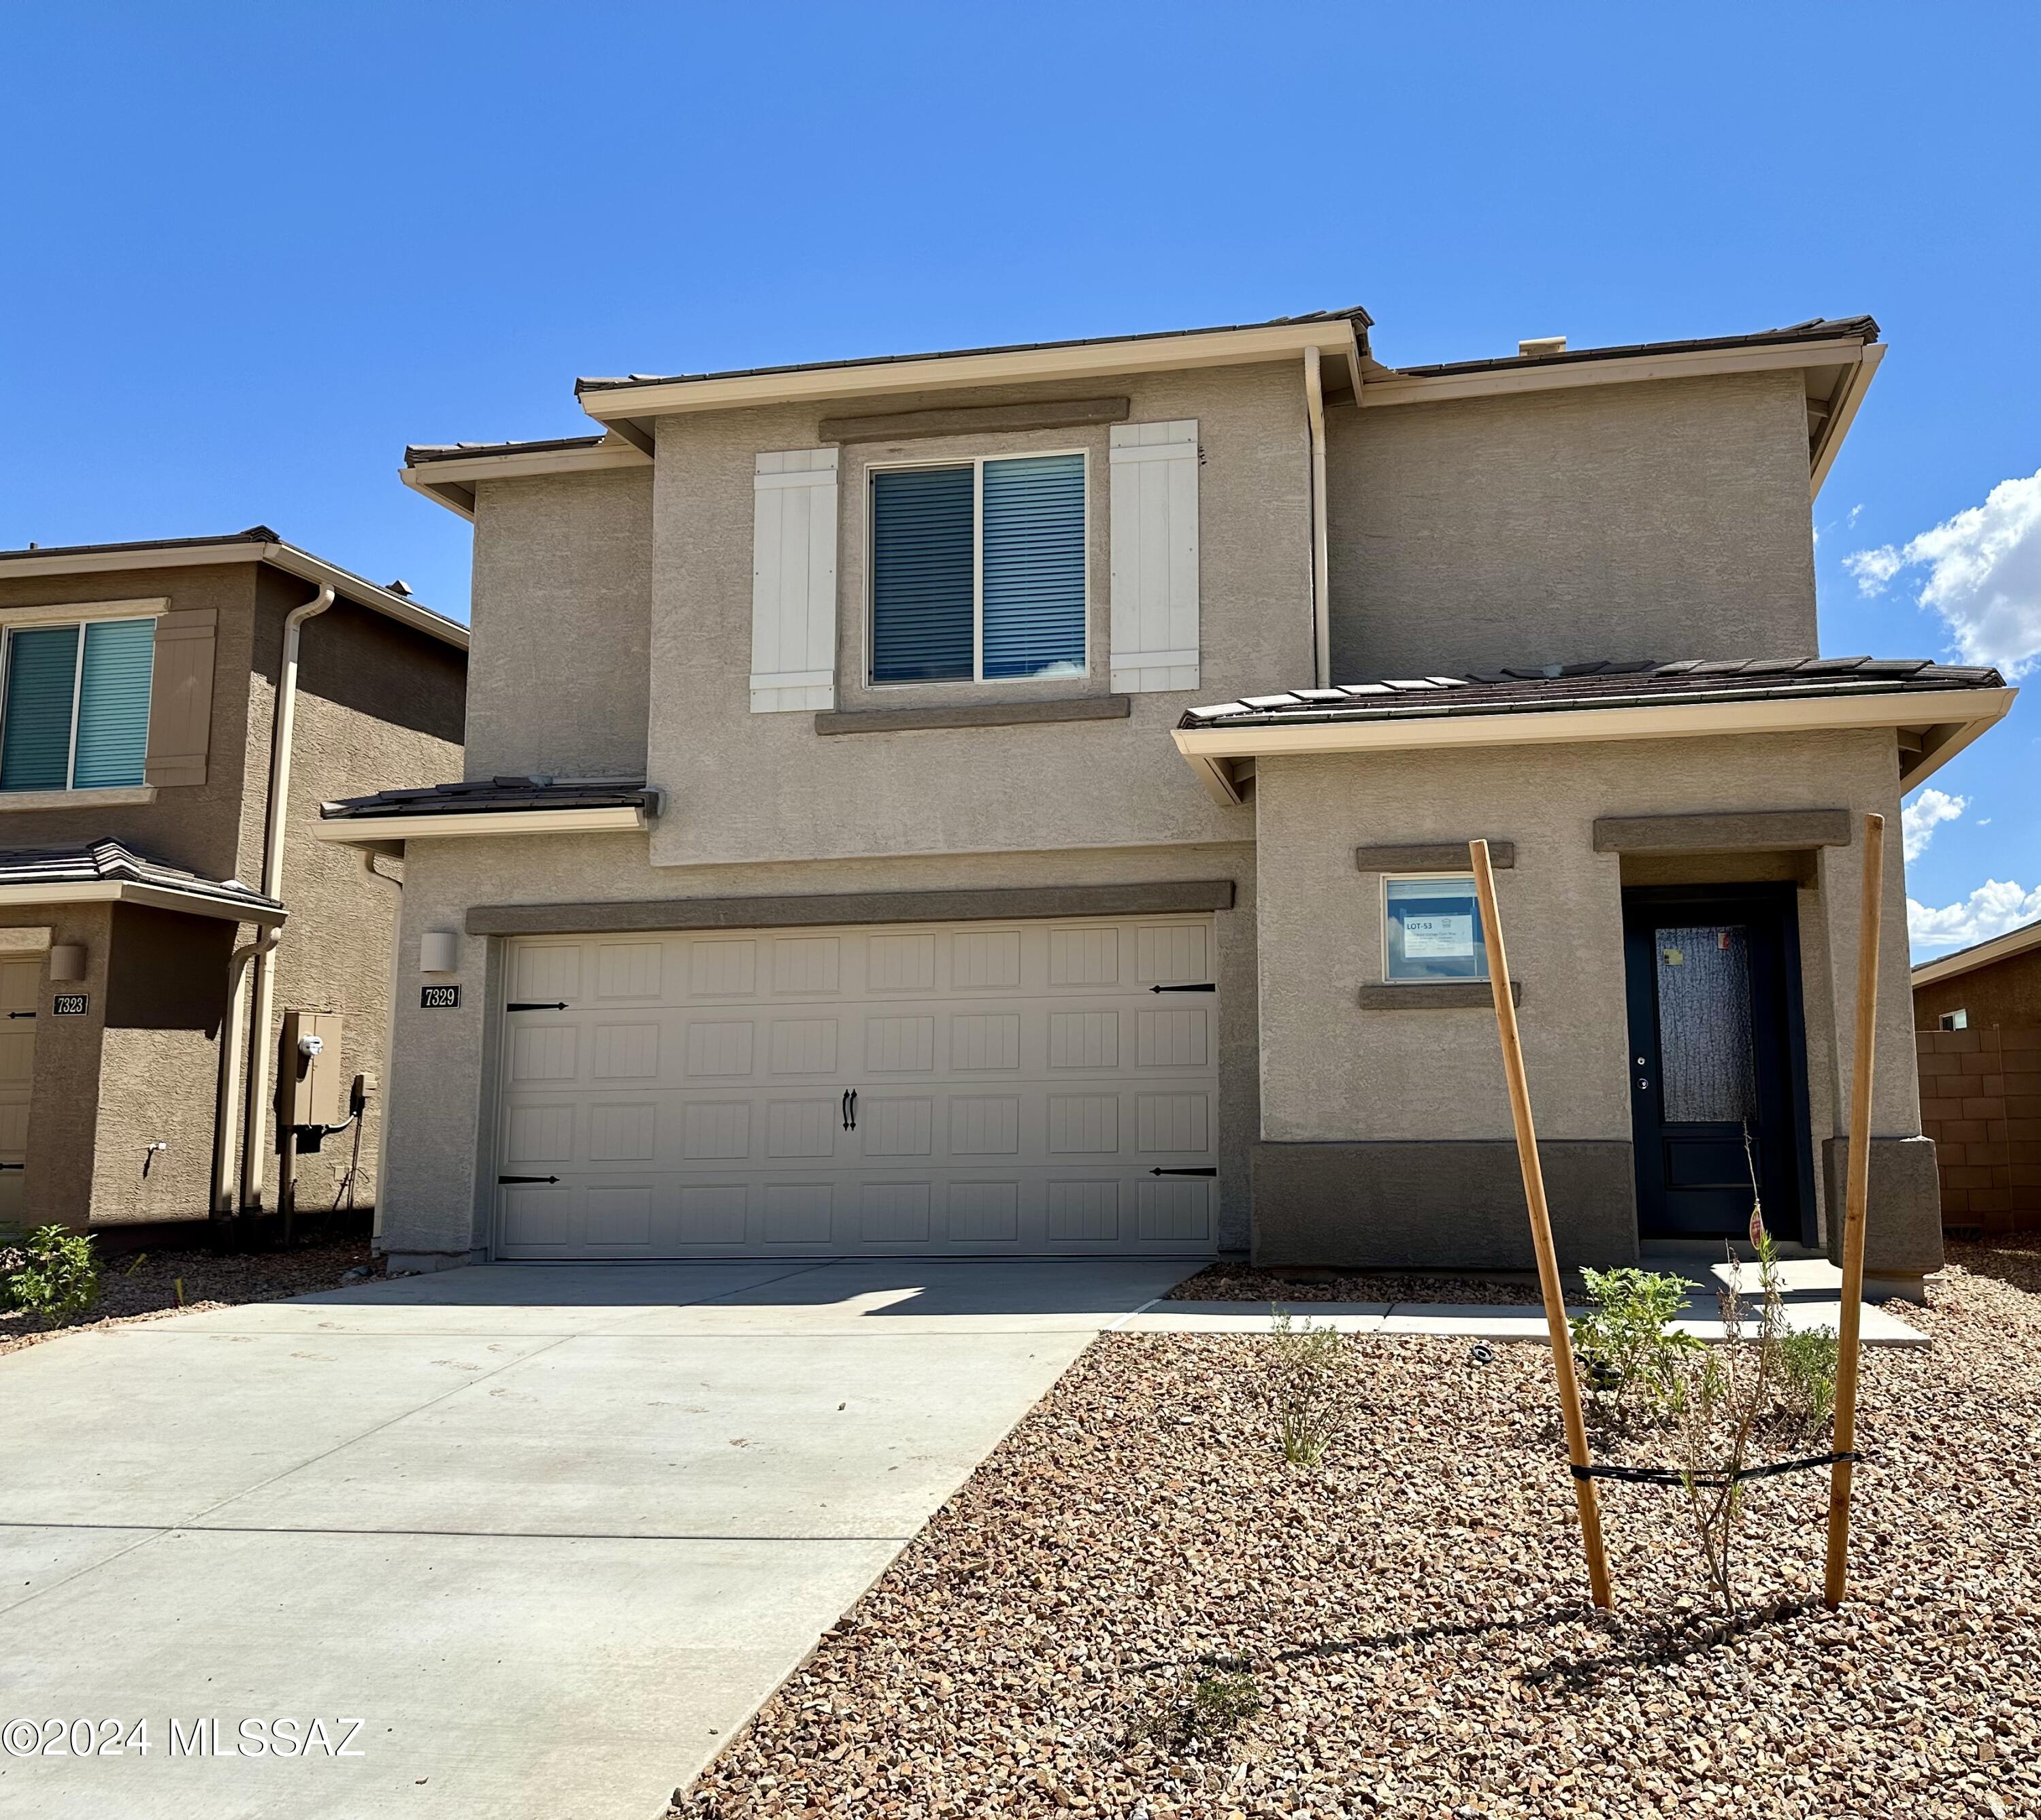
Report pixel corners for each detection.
[1360,333,1876,410]
[398,436,654,523]
[1911,916,2041,989]
[0,539,467,652]
[576,318,1369,432]
[1172,686,2017,797]
[0,878,287,925]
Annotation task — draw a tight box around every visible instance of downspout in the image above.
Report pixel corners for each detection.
[359,847,402,1247]
[1303,347,1331,689]
[238,583,333,1216]
[211,929,281,1224]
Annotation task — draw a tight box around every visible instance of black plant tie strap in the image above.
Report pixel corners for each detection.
[1570,1451,1861,1490]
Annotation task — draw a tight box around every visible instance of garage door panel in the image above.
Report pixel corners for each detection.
[689,939,757,996]
[765,1098,837,1158]
[497,913,1217,1258]
[595,941,663,999]
[684,1019,754,1077]
[769,1017,839,1074]
[592,1023,659,1080]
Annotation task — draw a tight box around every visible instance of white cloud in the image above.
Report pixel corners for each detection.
[1901,787,1966,861]
[1845,468,2041,678]
[1908,878,2041,950]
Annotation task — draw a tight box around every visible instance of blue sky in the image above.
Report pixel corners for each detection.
[3,3,2036,955]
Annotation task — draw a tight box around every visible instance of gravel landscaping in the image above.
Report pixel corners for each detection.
[675,1242,2040,1819]
[0,1238,374,1357]
[1168,1263,1555,1305]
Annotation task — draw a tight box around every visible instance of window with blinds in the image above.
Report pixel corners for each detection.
[869,453,1086,684]
[0,616,156,793]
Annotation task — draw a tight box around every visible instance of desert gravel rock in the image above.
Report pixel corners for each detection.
[1169,1263,1561,1306]
[675,1244,2041,1818]
[0,1238,374,1356]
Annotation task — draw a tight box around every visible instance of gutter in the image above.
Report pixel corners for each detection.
[311,803,656,844]
[1304,348,1331,689]
[238,583,333,1218]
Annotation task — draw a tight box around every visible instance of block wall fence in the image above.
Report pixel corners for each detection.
[1915,1027,2041,1234]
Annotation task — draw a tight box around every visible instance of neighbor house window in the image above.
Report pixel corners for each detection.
[0,616,156,792]
[1940,1009,1968,1031]
[1384,874,1489,982]
[869,453,1086,683]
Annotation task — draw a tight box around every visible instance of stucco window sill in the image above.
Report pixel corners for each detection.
[815,695,1131,736]
[1359,980,1521,1009]
[0,784,157,812]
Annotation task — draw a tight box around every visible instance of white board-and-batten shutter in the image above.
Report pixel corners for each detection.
[1108,420,1199,693]
[750,449,840,713]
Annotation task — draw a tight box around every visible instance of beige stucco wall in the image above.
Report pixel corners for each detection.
[465,468,653,781]
[374,834,1259,1263]
[1325,370,1819,681]
[1251,727,1920,1235]
[641,361,1311,869]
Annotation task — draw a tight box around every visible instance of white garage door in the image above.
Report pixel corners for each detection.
[493,914,1219,1259]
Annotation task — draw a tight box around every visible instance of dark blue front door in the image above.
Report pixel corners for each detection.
[1621,885,1814,1241]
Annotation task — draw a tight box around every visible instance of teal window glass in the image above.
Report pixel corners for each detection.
[982,454,1085,680]
[1384,874,1489,982]
[0,617,156,791]
[74,620,156,787]
[1,625,82,791]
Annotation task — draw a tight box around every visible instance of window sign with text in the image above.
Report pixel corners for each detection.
[1384,874,1489,982]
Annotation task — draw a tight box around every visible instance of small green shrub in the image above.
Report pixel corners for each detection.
[1771,1323,1838,1427]
[1267,1310,1358,1466]
[1130,1669,1263,1753]
[3,1225,101,1321]
[1187,1671,1263,1738]
[1568,1266,1703,1415]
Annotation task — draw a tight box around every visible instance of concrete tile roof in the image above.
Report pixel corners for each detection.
[0,838,282,914]
[1179,656,2006,730]
[319,777,656,821]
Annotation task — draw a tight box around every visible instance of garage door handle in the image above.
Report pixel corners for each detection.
[0,1162,22,1172]
[1150,1166,1216,1176]
[846,1089,858,1131]
[1149,983,1214,993]
[5,1010,34,1019]
[498,1174,560,1185]
[507,1001,569,1012]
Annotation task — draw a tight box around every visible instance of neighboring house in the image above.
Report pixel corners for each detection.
[327,308,2011,1291]
[1913,919,2041,1030]
[0,529,467,1236]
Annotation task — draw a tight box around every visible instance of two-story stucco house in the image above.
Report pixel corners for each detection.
[0,529,467,1238]
[327,308,2010,1291]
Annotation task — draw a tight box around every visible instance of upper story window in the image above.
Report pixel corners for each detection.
[1383,873,1490,982]
[869,453,1086,684]
[0,616,156,793]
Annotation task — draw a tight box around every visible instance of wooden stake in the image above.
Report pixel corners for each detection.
[1469,839,1615,1610]
[1825,810,1885,1607]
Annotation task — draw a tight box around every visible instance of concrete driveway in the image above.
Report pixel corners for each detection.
[0,1257,1191,1820]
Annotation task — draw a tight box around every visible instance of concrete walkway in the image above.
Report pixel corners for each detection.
[0,1258,1193,1820]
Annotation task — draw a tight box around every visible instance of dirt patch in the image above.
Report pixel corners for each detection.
[675,1243,2040,1817]
[1169,1261,1563,1305]
[0,1239,374,1357]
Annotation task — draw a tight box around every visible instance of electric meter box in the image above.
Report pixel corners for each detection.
[280,1010,346,1128]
